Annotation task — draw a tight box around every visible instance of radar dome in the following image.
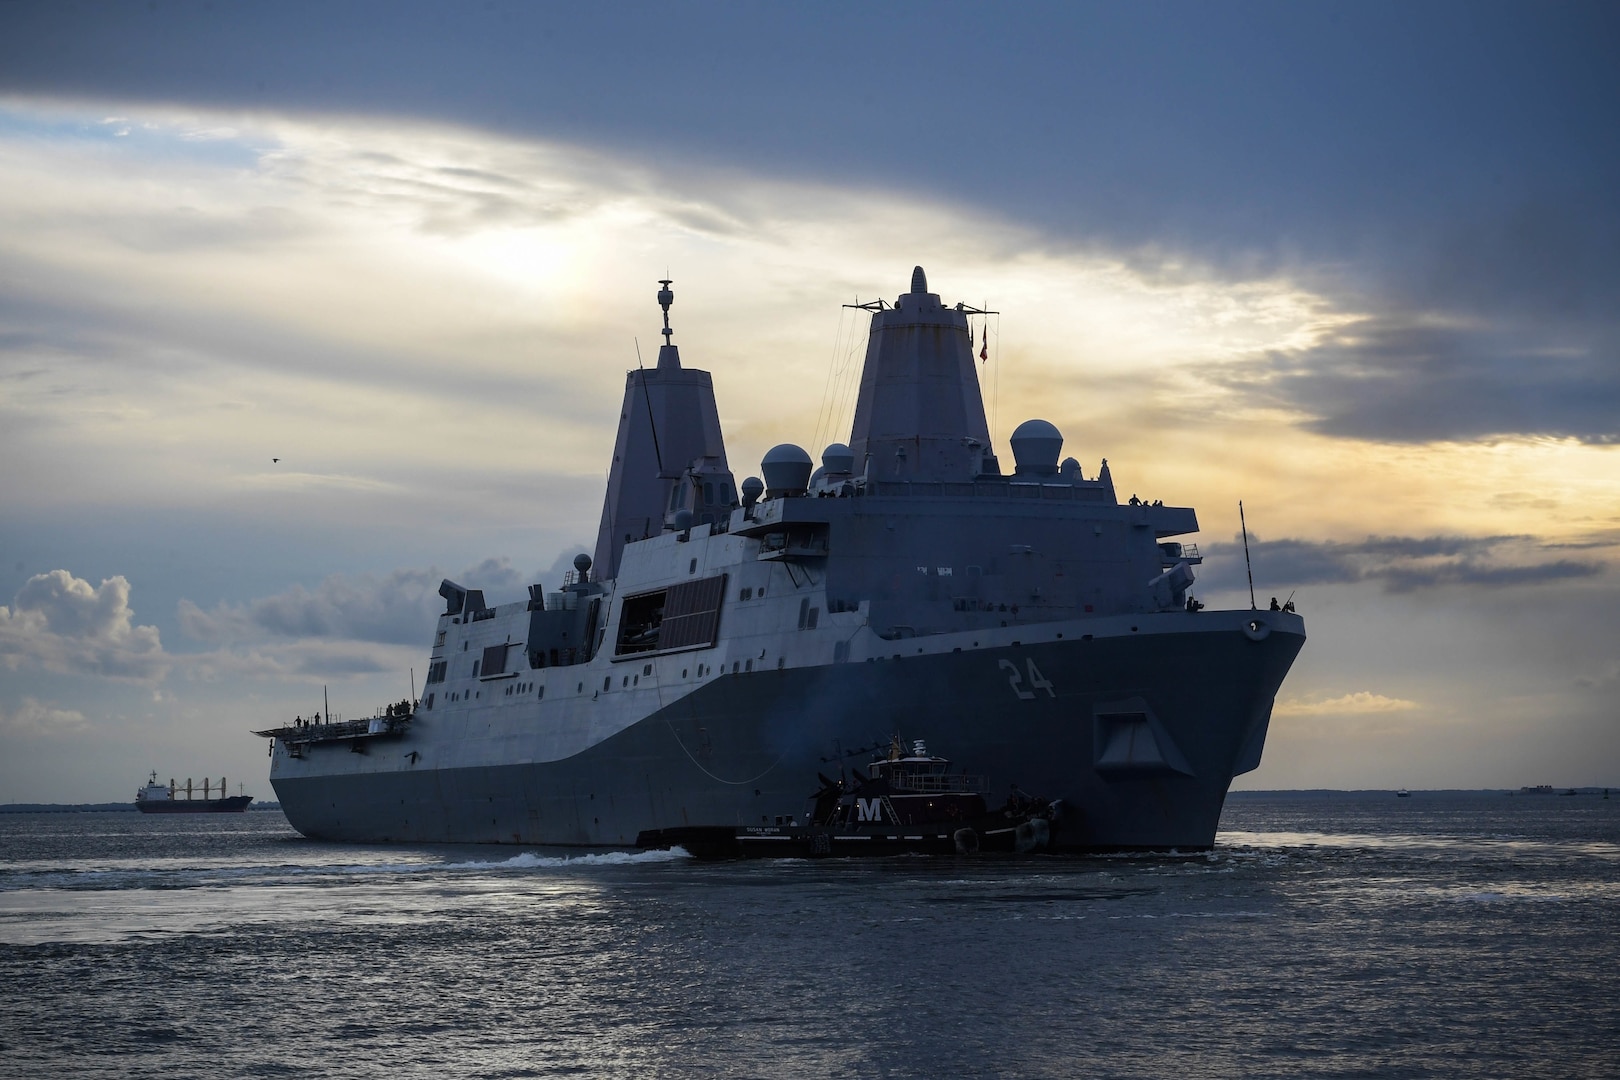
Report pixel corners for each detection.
[761,444,813,497]
[740,476,764,507]
[573,552,592,582]
[1010,419,1063,477]
[1060,456,1080,480]
[821,442,855,475]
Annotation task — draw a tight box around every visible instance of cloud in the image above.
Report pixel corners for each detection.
[0,570,168,680]
[0,696,89,737]
[1274,692,1420,717]
[177,558,528,646]
[182,640,421,684]
[1575,662,1620,691]
[1213,314,1620,446]
[1201,534,1608,594]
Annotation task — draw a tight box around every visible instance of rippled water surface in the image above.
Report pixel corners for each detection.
[3,792,1617,1078]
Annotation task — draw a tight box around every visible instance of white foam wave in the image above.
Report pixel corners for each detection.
[463,847,693,870]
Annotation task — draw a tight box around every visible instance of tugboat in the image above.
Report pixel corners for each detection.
[637,738,1058,858]
[134,771,253,813]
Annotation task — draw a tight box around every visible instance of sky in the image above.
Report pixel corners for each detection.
[0,1,1616,801]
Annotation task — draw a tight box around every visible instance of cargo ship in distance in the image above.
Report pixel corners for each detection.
[136,772,253,813]
[259,266,1306,851]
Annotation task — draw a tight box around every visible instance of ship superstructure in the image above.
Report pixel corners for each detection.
[261,268,1304,850]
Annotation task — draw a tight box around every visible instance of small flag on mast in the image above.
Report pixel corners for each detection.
[979,322,989,362]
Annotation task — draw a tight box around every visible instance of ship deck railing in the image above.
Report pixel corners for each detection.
[867,479,1114,502]
[253,712,412,747]
[874,772,986,794]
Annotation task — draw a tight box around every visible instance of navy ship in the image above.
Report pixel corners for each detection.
[257,268,1305,851]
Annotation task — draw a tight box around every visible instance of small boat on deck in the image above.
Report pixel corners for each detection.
[637,738,1059,859]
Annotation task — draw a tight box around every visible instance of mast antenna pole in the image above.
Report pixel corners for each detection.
[1239,501,1256,610]
[635,333,667,478]
[324,684,330,725]
[410,667,416,703]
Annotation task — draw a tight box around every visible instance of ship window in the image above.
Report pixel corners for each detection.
[777,657,785,669]
[616,590,667,655]
[798,598,809,629]
[643,664,652,676]
[435,631,446,647]
[732,661,740,674]
[721,482,731,503]
[463,641,468,651]
[682,668,688,678]
[689,558,697,574]
[745,659,752,672]
[472,660,480,677]
[807,607,819,629]
[538,686,544,700]
[633,675,639,686]
[426,693,434,709]
[741,587,752,601]
[481,644,510,677]
[617,574,728,655]
[622,675,629,687]
[704,482,714,504]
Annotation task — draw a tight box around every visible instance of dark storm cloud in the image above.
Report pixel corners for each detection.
[5,3,1618,447]
[1215,190,1620,446]
[4,2,1615,258]
[1200,534,1609,595]
[1219,316,1620,445]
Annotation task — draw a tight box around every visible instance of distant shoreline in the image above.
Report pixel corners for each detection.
[1,790,1611,813]
[0,802,283,814]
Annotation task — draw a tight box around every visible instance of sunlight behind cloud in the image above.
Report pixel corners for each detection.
[1275,692,1421,717]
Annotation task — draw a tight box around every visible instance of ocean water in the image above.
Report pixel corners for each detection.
[1,792,1616,1078]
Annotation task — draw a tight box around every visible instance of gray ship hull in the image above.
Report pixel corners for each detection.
[271,611,1303,851]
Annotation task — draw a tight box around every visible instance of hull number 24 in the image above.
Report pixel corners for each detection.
[999,658,1056,700]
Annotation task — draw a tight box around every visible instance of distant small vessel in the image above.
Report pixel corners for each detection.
[1395,789,1411,798]
[1519,785,1555,795]
[135,771,252,813]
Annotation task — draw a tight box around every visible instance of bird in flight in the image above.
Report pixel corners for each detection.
[272,457,280,463]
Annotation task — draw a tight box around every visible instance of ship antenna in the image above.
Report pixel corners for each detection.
[635,335,668,477]
[658,278,675,346]
[1239,500,1256,610]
